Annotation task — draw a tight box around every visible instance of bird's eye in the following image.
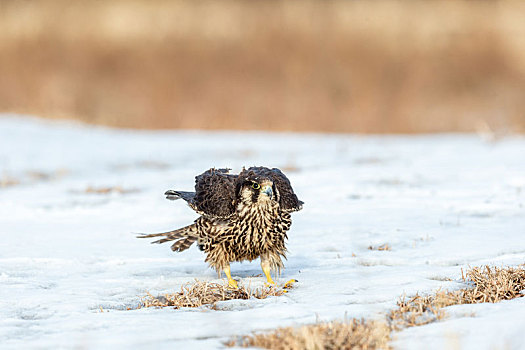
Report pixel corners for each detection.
[251,183,260,190]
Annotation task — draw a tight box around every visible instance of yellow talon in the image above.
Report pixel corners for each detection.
[283,279,298,289]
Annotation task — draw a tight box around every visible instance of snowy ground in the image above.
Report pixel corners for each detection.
[0,116,524,349]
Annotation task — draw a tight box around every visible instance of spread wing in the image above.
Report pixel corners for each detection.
[247,166,304,212]
[191,168,237,218]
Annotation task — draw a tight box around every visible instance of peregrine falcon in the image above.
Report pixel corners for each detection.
[139,167,303,288]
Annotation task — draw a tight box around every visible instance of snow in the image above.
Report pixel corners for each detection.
[0,115,524,349]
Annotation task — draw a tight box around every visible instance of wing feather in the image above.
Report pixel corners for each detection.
[192,168,237,218]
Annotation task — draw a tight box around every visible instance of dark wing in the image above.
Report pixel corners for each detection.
[165,190,195,202]
[247,166,303,212]
[191,168,237,218]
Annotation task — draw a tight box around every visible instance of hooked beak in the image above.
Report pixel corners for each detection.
[261,185,273,199]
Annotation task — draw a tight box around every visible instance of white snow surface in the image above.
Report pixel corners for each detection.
[0,116,524,349]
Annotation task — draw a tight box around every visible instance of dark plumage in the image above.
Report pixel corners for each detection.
[139,167,303,287]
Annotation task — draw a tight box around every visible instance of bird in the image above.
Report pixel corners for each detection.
[138,166,303,288]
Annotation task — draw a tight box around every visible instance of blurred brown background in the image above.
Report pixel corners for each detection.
[1,0,525,133]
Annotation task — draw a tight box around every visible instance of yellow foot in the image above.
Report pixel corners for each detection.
[223,265,238,288]
[264,280,276,288]
[283,279,298,289]
[227,279,239,289]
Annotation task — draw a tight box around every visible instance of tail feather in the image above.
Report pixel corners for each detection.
[150,235,185,244]
[171,236,198,252]
[136,227,187,239]
[137,224,198,252]
[137,230,183,238]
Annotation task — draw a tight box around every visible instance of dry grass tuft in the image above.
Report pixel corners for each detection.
[0,174,20,188]
[459,265,525,303]
[388,291,457,329]
[388,265,525,329]
[1,169,69,189]
[368,244,391,251]
[227,319,391,350]
[26,169,69,181]
[141,280,285,309]
[84,186,138,194]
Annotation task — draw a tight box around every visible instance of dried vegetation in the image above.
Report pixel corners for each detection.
[460,265,525,303]
[1,169,68,189]
[388,265,525,329]
[141,280,285,309]
[226,319,391,350]
[84,186,138,194]
[0,174,20,188]
[368,244,391,251]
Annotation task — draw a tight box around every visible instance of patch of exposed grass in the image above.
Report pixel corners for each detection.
[0,169,69,189]
[0,174,20,188]
[388,265,525,329]
[84,186,138,194]
[388,291,457,329]
[368,244,391,251]
[226,319,391,350]
[460,265,525,303]
[140,280,285,309]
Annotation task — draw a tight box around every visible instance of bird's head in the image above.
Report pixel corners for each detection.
[236,173,277,207]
